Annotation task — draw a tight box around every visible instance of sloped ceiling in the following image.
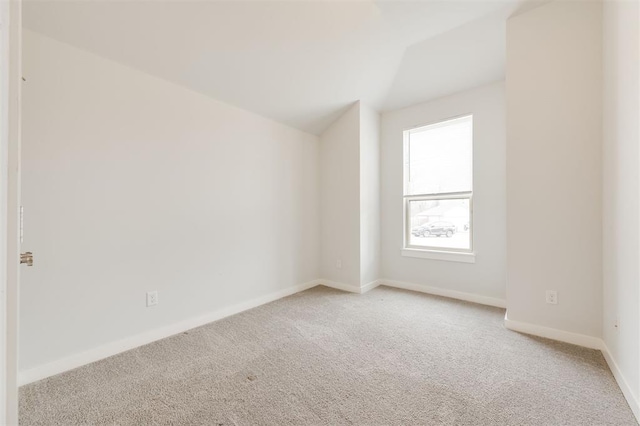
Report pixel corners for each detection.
[23,0,535,135]
[383,13,506,112]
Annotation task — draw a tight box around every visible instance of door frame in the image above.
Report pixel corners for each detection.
[1,0,21,424]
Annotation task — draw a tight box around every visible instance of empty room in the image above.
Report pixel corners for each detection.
[0,0,639,424]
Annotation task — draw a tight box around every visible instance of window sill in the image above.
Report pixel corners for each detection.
[401,248,476,263]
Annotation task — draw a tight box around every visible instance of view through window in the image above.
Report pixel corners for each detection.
[403,115,473,252]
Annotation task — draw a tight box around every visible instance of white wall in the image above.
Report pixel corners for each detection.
[319,101,381,289]
[380,82,507,300]
[359,104,380,286]
[20,30,320,371]
[602,0,640,406]
[319,103,361,286]
[506,1,603,337]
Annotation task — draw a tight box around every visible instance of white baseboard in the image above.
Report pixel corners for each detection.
[503,312,639,422]
[361,280,382,293]
[379,278,506,308]
[601,343,640,421]
[503,312,602,349]
[318,279,361,293]
[18,279,320,386]
[318,279,381,294]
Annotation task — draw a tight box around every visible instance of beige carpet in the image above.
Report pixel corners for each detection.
[20,285,637,425]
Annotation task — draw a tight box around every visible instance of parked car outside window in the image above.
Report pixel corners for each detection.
[411,221,457,238]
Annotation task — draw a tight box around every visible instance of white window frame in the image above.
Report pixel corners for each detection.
[401,114,475,263]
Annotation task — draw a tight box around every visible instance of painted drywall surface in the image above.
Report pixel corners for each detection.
[359,103,381,286]
[23,1,519,135]
[506,1,603,337]
[380,82,506,299]
[603,0,640,402]
[383,13,506,112]
[20,30,320,370]
[319,103,361,286]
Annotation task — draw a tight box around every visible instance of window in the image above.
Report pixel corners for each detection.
[403,115,473,261]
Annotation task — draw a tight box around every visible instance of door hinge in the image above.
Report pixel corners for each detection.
[20,252,33,266]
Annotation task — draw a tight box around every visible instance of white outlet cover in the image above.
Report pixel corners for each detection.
[545,290,558,305]
[146,291,158,307]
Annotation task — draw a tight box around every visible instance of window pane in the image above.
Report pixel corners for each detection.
[408,199,471,250]
[406,116,472,195]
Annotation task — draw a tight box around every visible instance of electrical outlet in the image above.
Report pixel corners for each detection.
[545,290,558,305]
[336,259,342,269]
[614,317,620,331]
[146,291,158,307]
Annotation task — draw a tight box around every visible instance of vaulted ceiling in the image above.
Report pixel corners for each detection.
[23,0,537,135]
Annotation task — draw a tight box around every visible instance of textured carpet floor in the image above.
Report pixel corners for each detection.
[20,286,637,425]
